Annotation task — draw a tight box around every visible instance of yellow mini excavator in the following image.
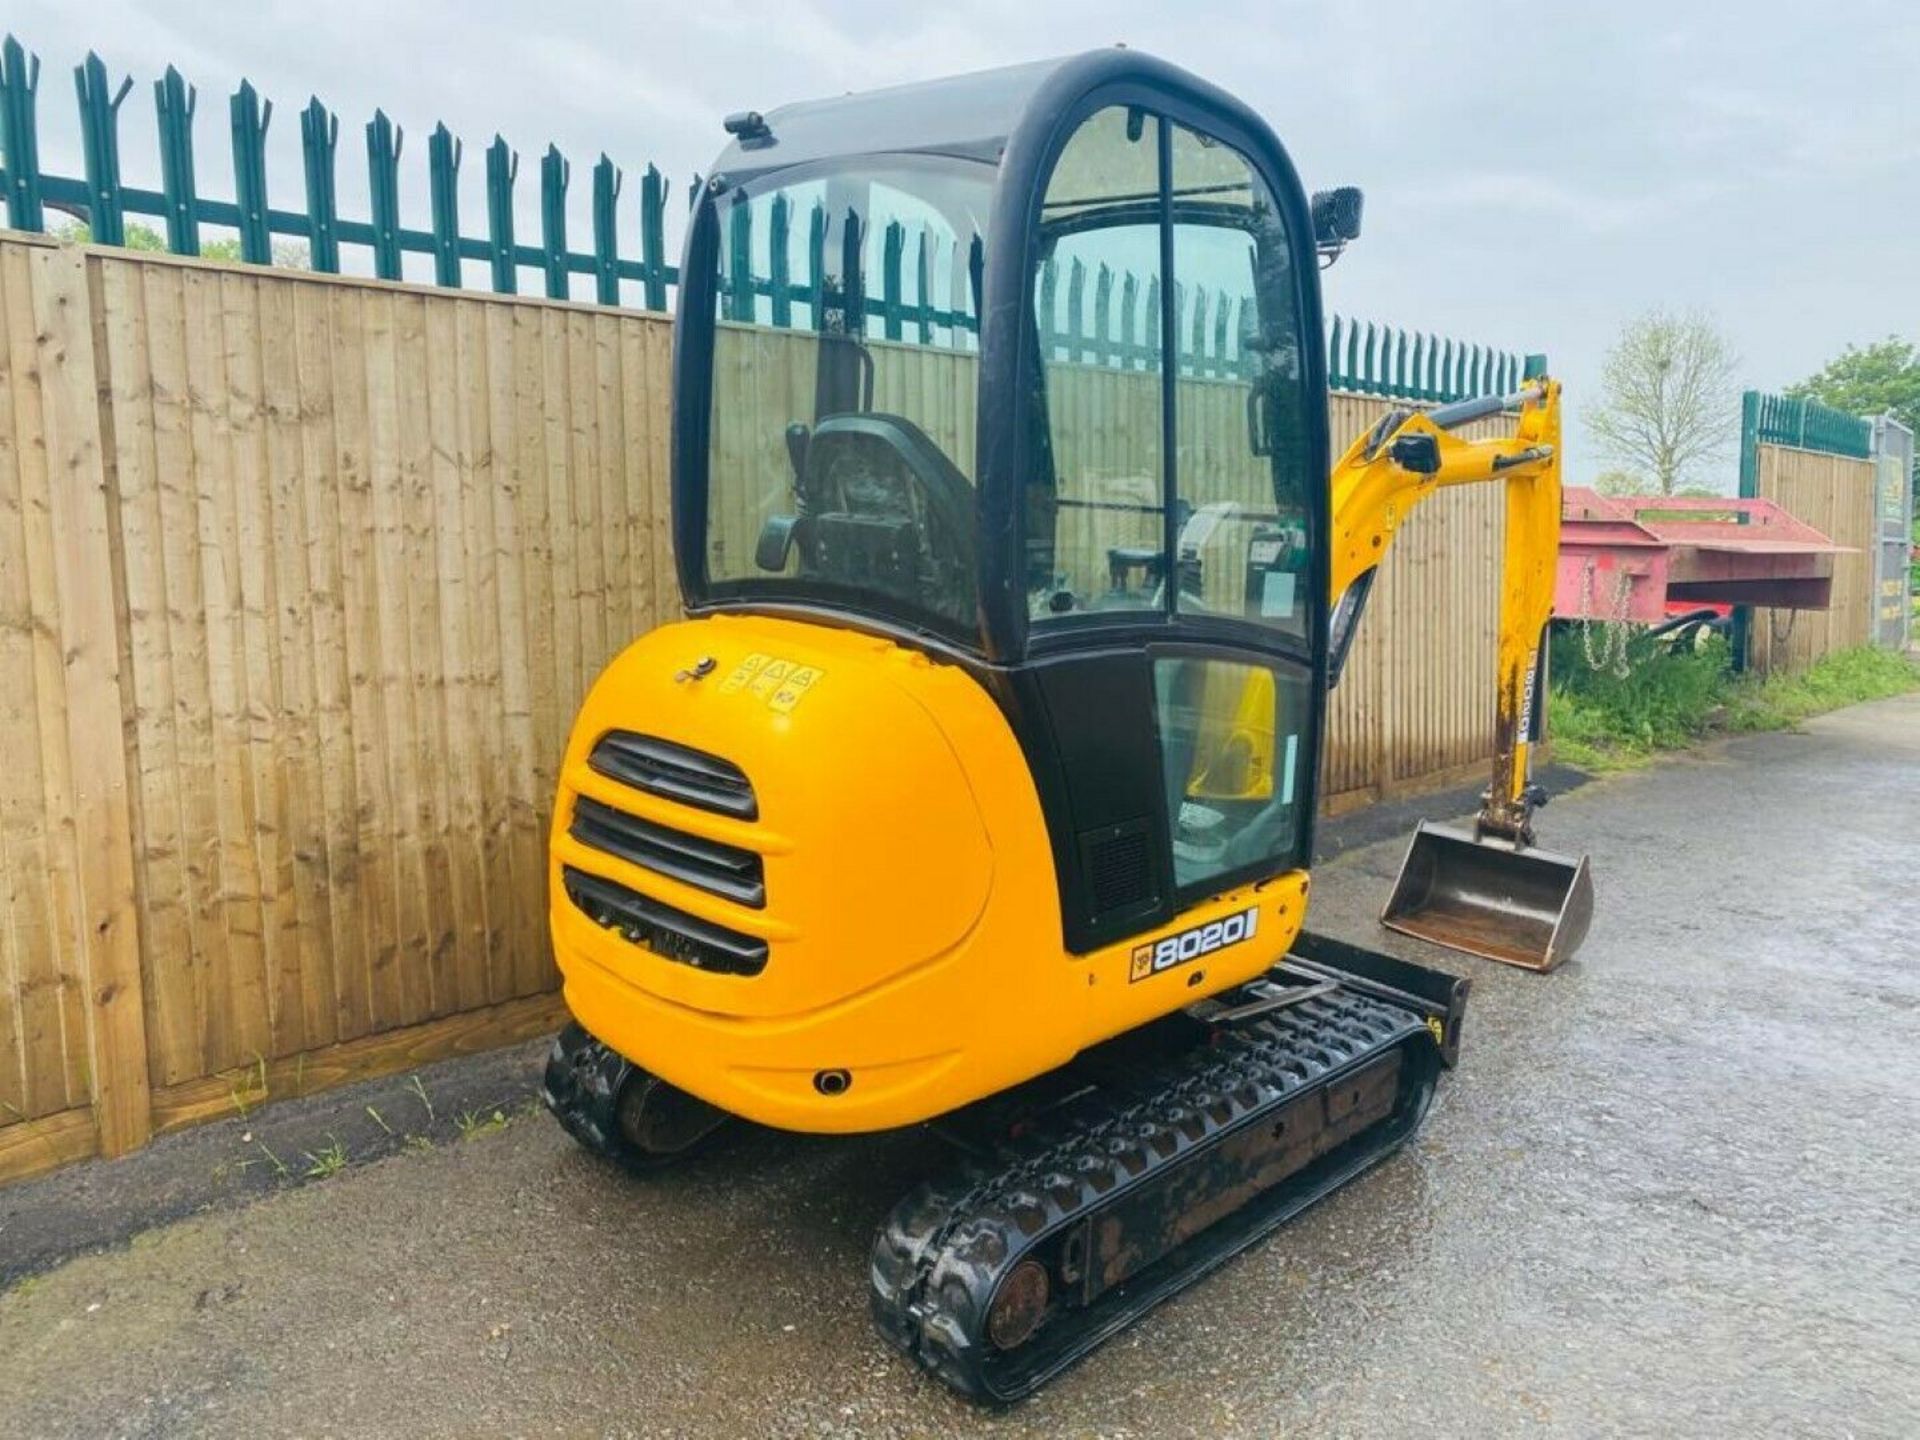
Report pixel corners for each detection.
[541,50,1592,1400]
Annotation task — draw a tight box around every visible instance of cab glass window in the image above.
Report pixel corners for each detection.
[705,159,990,642]
[1169,125,1314,642]
[1026,106,1165,626]
[1153,655,1309,891]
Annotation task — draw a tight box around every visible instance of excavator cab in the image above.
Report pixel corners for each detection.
[676,63,1336,950]
[544,49,1584,1401]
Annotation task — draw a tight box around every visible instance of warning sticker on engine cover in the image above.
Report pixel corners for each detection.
[717,653,826,712]
[1128,905,1260,982]
[766,664,824,714]
[719,653,772,694]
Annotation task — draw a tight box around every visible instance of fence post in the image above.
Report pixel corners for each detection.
[1065,258,1086,363]
[1730,389,1762,670]
[639,164,668,311]
[366,110,404,280]
[726,198,752,322]
[228,80,272,264]
[0,36,44,231]
[155,68,201,256]
[805,202,826,327]
[1037,258,1058,356]
[73,53,132,247]
[767,192,791,328]
[1091,263,1112,368]
[429,123,464,288]
[590,153,620,305]
[915,230,933,344]
[540,144,569,300]
[1189,285,1209,376]
[296,98,339,272]
[485,136,517,294]
[880,221,904,340]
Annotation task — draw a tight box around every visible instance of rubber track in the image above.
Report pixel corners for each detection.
[540,1021,638,1167]
[870,990,1435,1401]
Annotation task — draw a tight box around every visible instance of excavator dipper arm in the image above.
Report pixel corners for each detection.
[1329,379,1594,970]
[1330,378,1562,841]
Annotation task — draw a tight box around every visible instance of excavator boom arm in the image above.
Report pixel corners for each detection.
[1329,378,1564,841]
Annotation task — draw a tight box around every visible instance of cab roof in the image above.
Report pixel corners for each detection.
[709,53,1091,181]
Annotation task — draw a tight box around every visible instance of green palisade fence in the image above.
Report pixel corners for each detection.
[1738,389,1875,497]
[1742,390,1873,466]
[0,34,1531,403]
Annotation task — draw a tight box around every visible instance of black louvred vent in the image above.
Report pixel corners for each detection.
[563,866,768,977]
[589,732,757,819]
[1083,820,1157,918]
[570,795,765,907]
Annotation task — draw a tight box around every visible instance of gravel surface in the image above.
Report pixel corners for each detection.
[2,693,1915,1439]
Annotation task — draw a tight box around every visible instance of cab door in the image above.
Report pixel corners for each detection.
[993,100,1329,952]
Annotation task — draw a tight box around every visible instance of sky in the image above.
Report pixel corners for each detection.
[11,0,1918,483]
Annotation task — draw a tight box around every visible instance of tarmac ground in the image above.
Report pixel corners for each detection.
[2,693,1916,1438]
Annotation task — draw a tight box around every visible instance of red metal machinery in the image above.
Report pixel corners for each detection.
[1556,488,1850,623]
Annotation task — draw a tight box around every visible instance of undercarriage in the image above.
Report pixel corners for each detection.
[544,934,1466,1402]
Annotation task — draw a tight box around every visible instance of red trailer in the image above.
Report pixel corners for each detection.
[1556,489,1849,623]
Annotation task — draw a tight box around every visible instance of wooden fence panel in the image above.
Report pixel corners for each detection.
[1748,442,1878,675]
[0,239,148,1161]
[82,248,667,1104]
[0,235,1520,1179]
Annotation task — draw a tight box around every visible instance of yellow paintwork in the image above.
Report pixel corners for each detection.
[553,385,1559,1136]
[552,612,1308,1134]
[1330,380,1563,815]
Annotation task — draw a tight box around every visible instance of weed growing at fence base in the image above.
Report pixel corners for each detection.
[1549,634,1919,771]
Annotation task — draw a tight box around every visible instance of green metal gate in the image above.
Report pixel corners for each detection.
[1872,416,1914,651]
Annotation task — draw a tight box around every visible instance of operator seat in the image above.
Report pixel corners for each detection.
[793,412,977,623]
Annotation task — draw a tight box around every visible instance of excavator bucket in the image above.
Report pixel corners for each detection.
[1380,821,1594,972]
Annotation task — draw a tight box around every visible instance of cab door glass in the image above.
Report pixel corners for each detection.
[1153,655,1308,891]
[1027,106,1166,625]
[1169,125,1314,643]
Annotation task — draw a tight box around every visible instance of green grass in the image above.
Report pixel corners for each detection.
[303,1137,349,1179]
[1723,645,1920,730]
[1549,634,1918,771]
[455,1107,509,1141]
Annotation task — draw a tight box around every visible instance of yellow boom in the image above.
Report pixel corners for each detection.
[1328,379,1593,970]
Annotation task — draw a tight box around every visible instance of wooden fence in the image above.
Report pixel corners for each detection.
[0,232,1512,1183]
[1746,441,1879,675]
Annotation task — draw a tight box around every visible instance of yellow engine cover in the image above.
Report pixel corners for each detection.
[551,613,1309,1133]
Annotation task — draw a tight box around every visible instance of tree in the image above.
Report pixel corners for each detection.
[1584,310,1741,495]
[1593,468,1651,497]
[53,219,308,269]
[1786,337,1919,437]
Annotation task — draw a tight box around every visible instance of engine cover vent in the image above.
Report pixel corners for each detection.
[589,732,758,819]
[563,866,768,976]
[570,795,766,907]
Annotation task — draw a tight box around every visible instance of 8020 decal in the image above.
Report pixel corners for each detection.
[1128,905,1260,983]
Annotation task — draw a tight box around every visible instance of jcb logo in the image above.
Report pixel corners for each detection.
[1128,906,1260,983]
